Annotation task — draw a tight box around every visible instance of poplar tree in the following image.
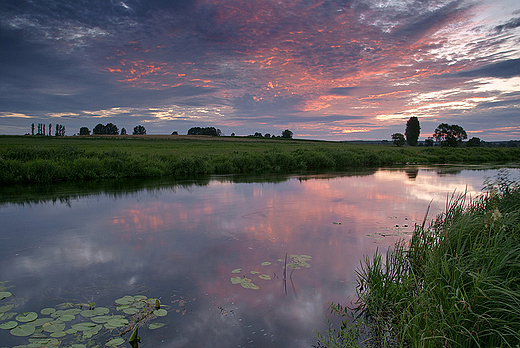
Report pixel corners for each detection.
[405,116,420,146]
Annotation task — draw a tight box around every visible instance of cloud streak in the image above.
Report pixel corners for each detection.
[0,0,519,140]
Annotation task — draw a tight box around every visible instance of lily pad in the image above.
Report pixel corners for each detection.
[28,335,60,346]
[71,322,98,331]
[66,345,87,348]
[10,323,35,336]
[230,277,243,284]
[81,306,109,317]
[105,317,129,328]
[40,308,56,315]
[106,337,125,346]
[250,271,260,275]
[42,320,66,333]
[231,268,242,274]
[0,304,15,313]
[149,322,165,329]
[259,274,272,280]
[114,296,134,305]
[0,320,18,329]
[230,276,259,290]
[50,331,67,338]
[261,262,271,266]
[122,307,140,315]
[55,302,74,309]
[31,317,53,327]
[154,309,168,317]
[16,312,38,323]
[0,291,12,300]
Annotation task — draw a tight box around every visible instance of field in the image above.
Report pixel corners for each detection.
[0,135,519,184]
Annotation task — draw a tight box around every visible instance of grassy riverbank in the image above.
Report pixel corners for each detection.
[0,135,519,184]
[317,173,520,347]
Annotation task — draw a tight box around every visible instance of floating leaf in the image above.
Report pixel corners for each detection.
[231,268,242,274]
[71,322,98,331]
[32,317,53,327]
[149,323,165,330]
[10,323,35,336]
[42,320,66,333]
[16,312,38,323]
[81,307,109,317]
[0,304,14,313]
[259,274,272,280]
[91,315,124,324]
[230,277,243,284]
[0,320,17,329]
[250,271,260,275]
[104,317,129,328]
[55,302,74,309]
[0,291,12,300]
[261,262,271,266]
[134,295,147,301]
[28,335,60,346]
[154,309,167,317]
[50,331,67,338]
[106,337,125,346]
[67,345,87,348]
[123,307,140,315]
[114,296,134,305]
[40,308,56,315]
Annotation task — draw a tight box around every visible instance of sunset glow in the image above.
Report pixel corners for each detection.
[1,0,518,140]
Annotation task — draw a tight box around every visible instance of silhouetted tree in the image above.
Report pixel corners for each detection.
[187,127,221,136]
[433,123,467,147]
[392,133,406,146]
[171,131,178,135]
[425,137,434,147]
[405,116,420,146]
[133,125,146,135]
[264,133,271,138]
[105,123,119,135]
[49,124,52,136]
[121,127,127,135]
[55,124,65,136]
[31,123,35,135]
[93,123,106,135]
[466,137,482,147]
[79,127,90,135]
[282,129,293,139]
[254,132,263,138]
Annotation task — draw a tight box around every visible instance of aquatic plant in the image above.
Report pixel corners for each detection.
[316,175,520,347]
[0,285,169,348]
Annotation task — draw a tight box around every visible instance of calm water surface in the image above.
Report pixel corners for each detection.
[0,167,517,347]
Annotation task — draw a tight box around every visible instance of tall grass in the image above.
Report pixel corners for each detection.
[317,171,520,347]
[0,136,519,184]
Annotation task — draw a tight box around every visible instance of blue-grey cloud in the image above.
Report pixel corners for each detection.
[452,58,520,79]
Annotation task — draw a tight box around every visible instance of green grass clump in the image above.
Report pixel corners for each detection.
[317,171,520,347]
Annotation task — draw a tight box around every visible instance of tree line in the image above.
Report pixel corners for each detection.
[30,123,66,136]
[391,118,481,147]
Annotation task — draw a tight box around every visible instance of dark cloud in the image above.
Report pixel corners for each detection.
[451,58,520,79]
[494,17,520,33]
[327,87,359,96]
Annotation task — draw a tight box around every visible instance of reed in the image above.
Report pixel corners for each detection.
[317,172,520,347]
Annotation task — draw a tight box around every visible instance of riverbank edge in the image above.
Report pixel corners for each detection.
[316,172,520,347]
[1,136,519,184]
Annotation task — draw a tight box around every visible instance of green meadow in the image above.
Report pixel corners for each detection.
[0,135,519,184]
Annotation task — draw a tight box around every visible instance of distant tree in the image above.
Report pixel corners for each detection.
[254,132,263,138]
[49,124,52,136]
[55,124,65,136]
[264,133,271,138]
[405,116,420,146]
[466,137,482,147]
[282,129,293,139]
[433,123,467,147]
[31,123,35,135]
[230,132,235,137]
[424,137,434,147]
[187,127,221,136]
[79,127,90,136]
[171,131,178,135]
[105,123,119,135]
[392,133,406,146]
[120,127,127,135]
[93,123,106,135]
[133,125,146,135]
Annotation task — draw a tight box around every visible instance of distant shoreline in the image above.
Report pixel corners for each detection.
[1,135,519,184]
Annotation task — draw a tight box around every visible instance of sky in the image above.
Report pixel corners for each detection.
[0,0,519,141]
